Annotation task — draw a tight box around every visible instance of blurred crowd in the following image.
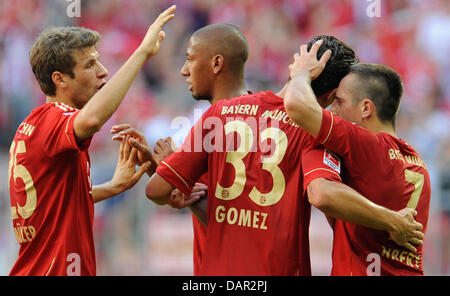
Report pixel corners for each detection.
[0,0,449,275]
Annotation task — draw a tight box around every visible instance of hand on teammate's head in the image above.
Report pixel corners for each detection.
[289,39,332,81]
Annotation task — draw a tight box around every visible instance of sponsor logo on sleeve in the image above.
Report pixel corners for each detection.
[323,149,341,174]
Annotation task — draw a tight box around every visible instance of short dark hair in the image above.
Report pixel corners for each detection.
[349,63,404,126]
[30,26,100,96]
[307,35,358,97]
[193,23,249,72]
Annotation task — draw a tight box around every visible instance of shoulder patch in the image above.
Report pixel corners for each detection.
[323,149,341,174]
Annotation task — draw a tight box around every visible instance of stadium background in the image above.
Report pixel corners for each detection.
[0,0,449,275]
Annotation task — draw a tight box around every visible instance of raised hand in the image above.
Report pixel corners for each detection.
[388,208,424,253]
[137,5,176,58]
[289,39,332,81]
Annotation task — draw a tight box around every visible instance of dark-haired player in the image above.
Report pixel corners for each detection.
[144,36,423,275]
[285,43,430,275]
[8,6,176,275]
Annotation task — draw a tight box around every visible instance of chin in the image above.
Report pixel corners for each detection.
[76,101,89,109]
[193,93,212,102]
[76,96,93,109]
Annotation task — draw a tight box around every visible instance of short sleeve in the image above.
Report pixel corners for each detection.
[40,108,91,157]
[315,109,380,172]
[156,105,218,196]
[301,136,342,195]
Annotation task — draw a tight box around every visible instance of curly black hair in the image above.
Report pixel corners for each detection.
[307,35,359,97]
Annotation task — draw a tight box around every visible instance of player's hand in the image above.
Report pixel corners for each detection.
[388,208,424,253]
[111,124,157,175]
[137,5,176,58]
[110,136,151,193]
[289,39,332,80]
[153,137,177,166]
[167,183,208,209]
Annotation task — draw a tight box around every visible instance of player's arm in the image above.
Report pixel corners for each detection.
[163,183,208,224]
[145,173,201,208]
[92,136,151,203]
[112,124,208,215]
[284,40,331,138]
[189,196,207,226]
[73,5,176,142]
[307,178,424,252]
[150,137,208,215]
[111,128,204,209]
[145,173,176,205]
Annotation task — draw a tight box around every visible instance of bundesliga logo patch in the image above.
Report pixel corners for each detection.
[323,149,341,173]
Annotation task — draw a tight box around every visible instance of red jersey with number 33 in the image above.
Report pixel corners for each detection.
[316,109,431,276]
[157,91,343,275]
[8,102,96,276]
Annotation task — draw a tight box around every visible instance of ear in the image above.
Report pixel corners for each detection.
[361,99,376,120]
[51,71,69,90]
[211,55,224,75]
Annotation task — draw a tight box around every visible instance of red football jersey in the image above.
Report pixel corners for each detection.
[317,109,431,276]
[191,92,253,276]
[157,91,342,275]
[8,102,96,276]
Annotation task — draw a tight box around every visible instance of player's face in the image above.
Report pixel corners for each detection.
[66,46,109,109]
[180,37,214,101]
[330,74,363,125]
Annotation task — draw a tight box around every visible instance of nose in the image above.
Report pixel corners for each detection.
[97,62,109,79]
[180,61,189,77]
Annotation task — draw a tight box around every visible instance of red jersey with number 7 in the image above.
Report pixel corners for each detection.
[316,109,431,276]
[156,91,343,275]
[8,102,96,276]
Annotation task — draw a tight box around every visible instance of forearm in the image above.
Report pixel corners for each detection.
[73,4,175,141]
[309,179,400,231]
[189,197,207,226]
[146,173,175,205]
[75,50,149,141]
[323,191,395,231]
[284,74,323,137]
[151,195,171,205]
[92,181,124,203]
